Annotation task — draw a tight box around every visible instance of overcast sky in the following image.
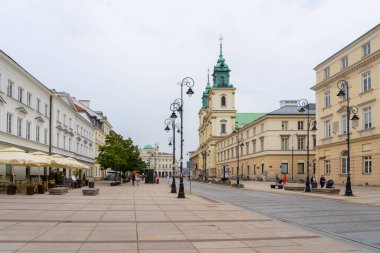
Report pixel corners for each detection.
[1,0,379,157]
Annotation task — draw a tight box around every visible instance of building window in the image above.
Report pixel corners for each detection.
[7,80,14,97]
[313,135,316,148]
[341,114,347,134]
[18,87,23,103]
[281,137,289,150]
[363,156,372,174]
[341,56,348,69]
[325,160,330,175]
[281,121,288,130]
[44,104,48,117]
[6,113,13,134]
[27,92,32,107]
[57,133,60,148]
[17,118,22,137]
[252,140,256,153]
[297,162,304,174]
[261,124,264,133]
[44,129,48,145]
[260,138,264,151]
[324,90,330,107]
[69,118,72,128]
[63,114,66,125]
[298,121,304,130]
[57,110,60,122]
[253,127,256,136]
[221,96,226,107]
[324,120,331,138]
[246,143,249,155]
[26,122,31,139]
[362,42,371,56]
[362,71,371,92]
[36,99,41,113]
[221,123,226,134]
[324,67,330,79]
[297,137,304,150]
[341,151,348,174]
[63,136,66,149]
[363,106,372,129]
[36,125,40,142]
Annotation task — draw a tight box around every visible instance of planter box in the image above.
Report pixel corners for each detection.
[26,186,34,195]
[48,187,69,195]
[7,185,16,195]
[37,184,45,194]
[231,183,244,188]
[82,188,99,196]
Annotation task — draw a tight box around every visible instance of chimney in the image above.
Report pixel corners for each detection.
[280,100,298,107]
[79,100,90,107]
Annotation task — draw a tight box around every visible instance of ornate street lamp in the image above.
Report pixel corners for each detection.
[233,125,244,185]
[298,99,317,192]
[337,80,359,196]
[176,77,195,199]
[164,112,180,194]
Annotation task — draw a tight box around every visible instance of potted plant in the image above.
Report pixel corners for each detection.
[48,180,56,189]
[7,183,16,195]
[37,182,45,194]
[26,181,34,195]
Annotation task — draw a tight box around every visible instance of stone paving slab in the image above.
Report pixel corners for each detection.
[0,181,367,252]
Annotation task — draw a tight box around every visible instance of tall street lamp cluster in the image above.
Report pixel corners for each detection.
[337,80,359,196]
[163,77,194,198]
[298,99,317,192]
[165,118,180,193]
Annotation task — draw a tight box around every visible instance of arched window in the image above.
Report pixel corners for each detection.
[221,96,226,107]
[341,151,348,174]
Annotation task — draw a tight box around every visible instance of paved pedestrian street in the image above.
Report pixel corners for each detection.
[0,182,367,253]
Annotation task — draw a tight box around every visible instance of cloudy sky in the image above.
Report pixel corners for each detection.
[1,0,379,157]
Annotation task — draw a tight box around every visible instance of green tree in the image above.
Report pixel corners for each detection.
[97,131,146,180]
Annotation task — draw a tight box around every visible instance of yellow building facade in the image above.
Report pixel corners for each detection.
[311,24,380,186]
[216,101,316,182]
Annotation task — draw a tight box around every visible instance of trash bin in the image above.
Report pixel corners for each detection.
[156,178,160,184]
[89,178,95,188]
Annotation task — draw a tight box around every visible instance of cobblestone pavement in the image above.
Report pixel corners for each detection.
[0,181,367,253]
[188,180,380,253]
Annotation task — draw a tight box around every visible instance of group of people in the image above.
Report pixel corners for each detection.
[275,174,334,188]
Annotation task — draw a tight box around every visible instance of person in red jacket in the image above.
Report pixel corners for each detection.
[282,174,287,185]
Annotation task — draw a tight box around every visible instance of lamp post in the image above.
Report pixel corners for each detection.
[164,113,180,193]
[233,125,244,185]
[201,147,209,181]
[337,80,359,196]
[298,99,317,192]
[176,77,194,199]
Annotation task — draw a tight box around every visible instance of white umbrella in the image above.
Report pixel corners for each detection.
[0,147,51,183]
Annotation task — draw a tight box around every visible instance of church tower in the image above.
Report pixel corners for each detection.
[197,37,237,178]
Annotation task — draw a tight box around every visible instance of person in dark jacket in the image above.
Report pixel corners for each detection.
[132,174,136,186]
[320,175,326,188]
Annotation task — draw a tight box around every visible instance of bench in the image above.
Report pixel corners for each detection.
[284,185,305,191]
[270,184,283,189]
[312,188,340,195]
[82,188,100,196]
[48,187,69,195]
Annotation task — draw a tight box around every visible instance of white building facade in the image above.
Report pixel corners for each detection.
[140,144,176,177]
[0,50,95,180]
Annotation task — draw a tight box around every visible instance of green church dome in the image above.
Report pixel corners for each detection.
[144,144,154,149]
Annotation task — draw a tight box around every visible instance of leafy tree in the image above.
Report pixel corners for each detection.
[97,131,146,179]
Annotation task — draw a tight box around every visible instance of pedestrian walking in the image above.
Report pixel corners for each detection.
[320,175,326,188]
[132,174,135,186]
